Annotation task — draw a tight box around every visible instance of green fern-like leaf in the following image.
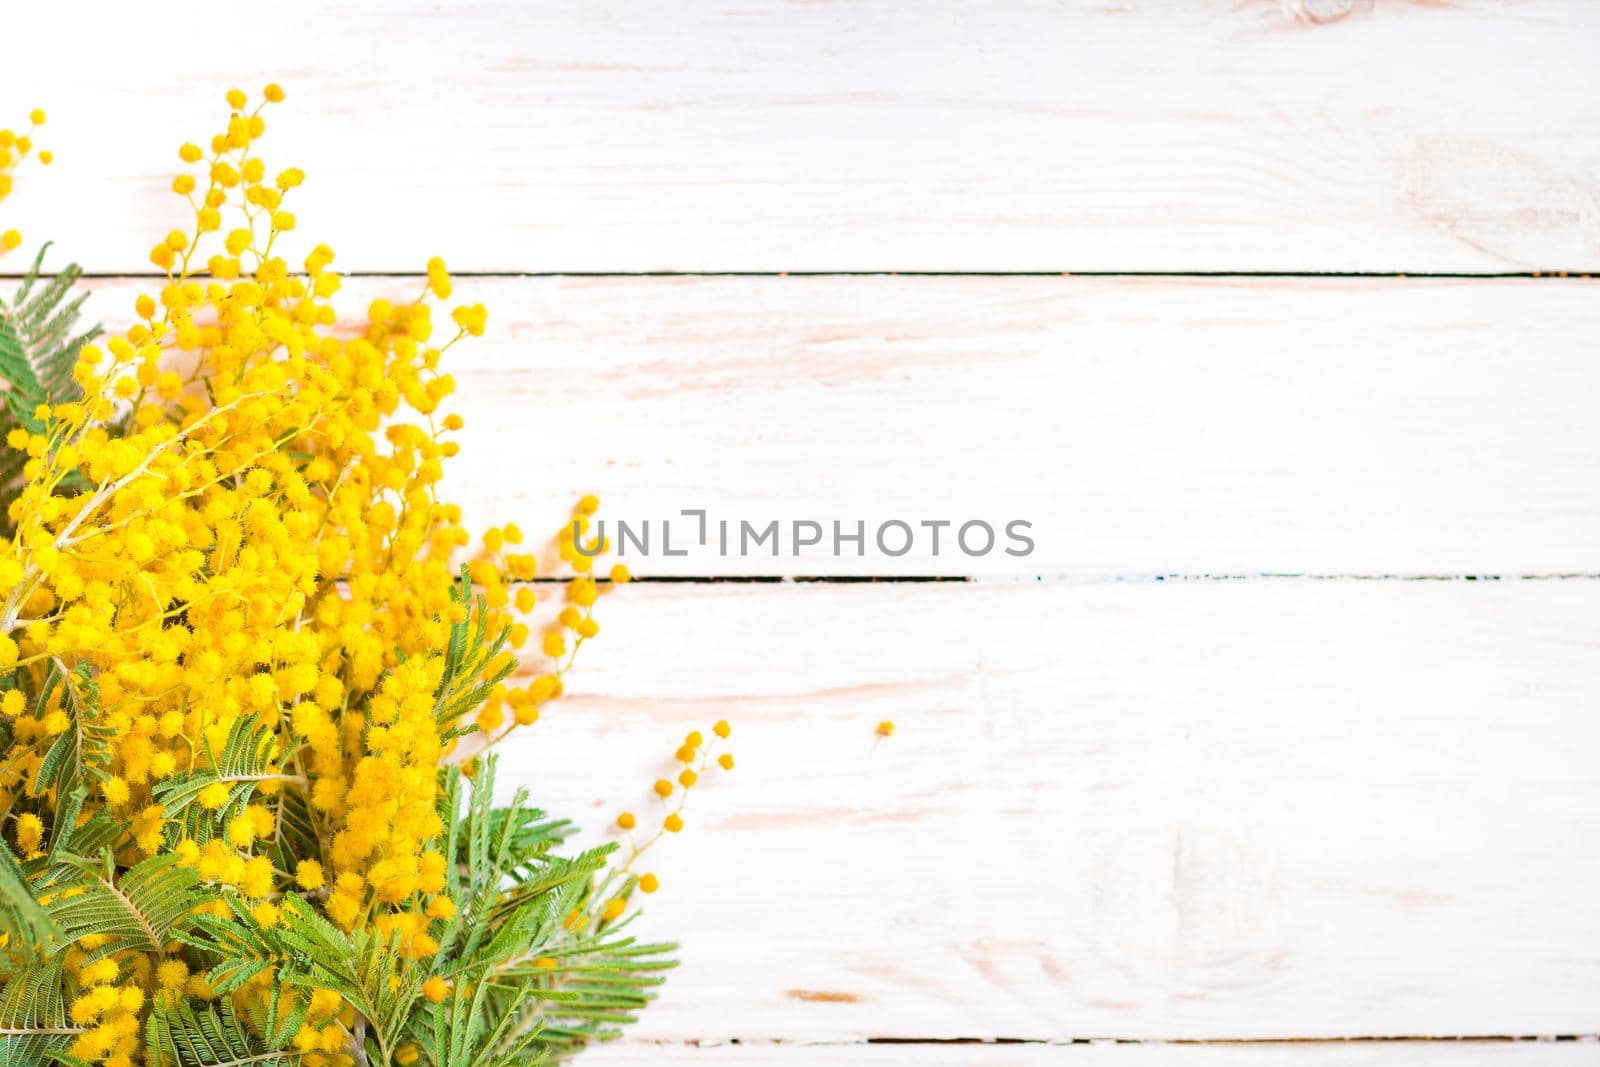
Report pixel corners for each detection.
[32,662,113,799]
[185,893,421,1065]
[151,714,287,841]
[145,996,304,1067]
[0,245,100,486]
[0,958,82,1066]
[35,852,202,958]
[30,663,115,863]
[405,759,676,1064]
[0,839,57,952]
[424,979,544,1067]
[175,894,277,996]
[435,570,517,741]
[241,984,312,1055]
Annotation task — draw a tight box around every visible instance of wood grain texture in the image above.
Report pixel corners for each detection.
[6,7,1595,1052]
[489,580,1600,1041]
[581,1041,1600,1067]
[75,274,1600,577]
[2,1,1598,272]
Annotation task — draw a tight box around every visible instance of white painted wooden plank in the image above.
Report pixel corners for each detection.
[488,580,1600,1041]
[72,274,1600,576]
[2,1,1598,272]
[581,1042,1600,1067]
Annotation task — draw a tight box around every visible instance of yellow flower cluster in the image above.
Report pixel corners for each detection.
[0,87,630,1064]
[466,498,630,747]
[63,953,143,1063]
[0,107,49,255]
[613,720,733,897]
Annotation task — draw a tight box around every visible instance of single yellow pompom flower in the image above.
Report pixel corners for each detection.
[197,782,232,810]
[102,777,131,807]
[295,859,325,890]
[421,977,450,1003]
[227,813,257,846]
[156,960,189,992]
[242,856,274,898]
[81,959,120,986]
[15,813,43,855]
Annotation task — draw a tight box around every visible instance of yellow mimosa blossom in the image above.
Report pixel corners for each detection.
[0,84,723,1067]
[0,106,46,257]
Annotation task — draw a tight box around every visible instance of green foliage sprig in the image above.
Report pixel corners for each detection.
[0,246,98,489]
[0,572,675,1066]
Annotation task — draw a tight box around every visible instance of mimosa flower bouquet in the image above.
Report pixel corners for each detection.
[0,87,727,1067]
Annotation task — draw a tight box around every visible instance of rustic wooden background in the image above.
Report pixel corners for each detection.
[5,0,1599,1062]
